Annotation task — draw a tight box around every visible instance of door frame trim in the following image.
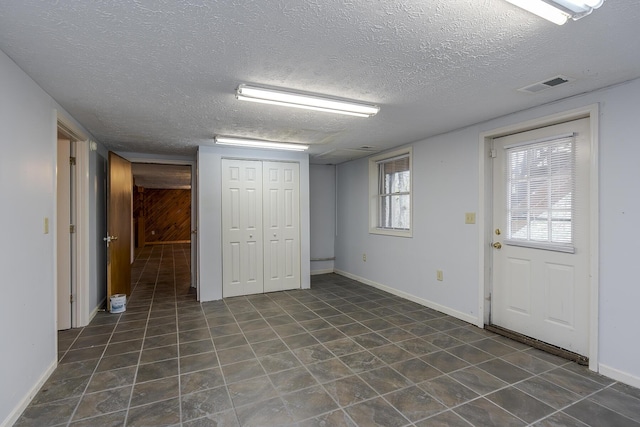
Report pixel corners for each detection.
[56,113,91,328]
[116,155,198,296]
[478,104,600,371]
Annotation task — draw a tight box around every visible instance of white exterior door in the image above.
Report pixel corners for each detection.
[222,159,264,297]
[492,118,591,356]
[263,162,300,293]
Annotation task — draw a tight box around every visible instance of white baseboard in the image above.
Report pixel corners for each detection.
[599,364,640,389]
[1,359,57,427]
[334,269,479,325]
[311,268,334,276]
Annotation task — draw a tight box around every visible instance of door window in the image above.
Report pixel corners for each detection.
[504,134,576,253]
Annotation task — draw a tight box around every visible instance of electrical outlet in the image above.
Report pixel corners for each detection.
[43,217,49,234]
[465,212,476,224]
[362,253,367,262]
[436,270,443,281]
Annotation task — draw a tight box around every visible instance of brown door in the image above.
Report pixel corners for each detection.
[107,152,132,310]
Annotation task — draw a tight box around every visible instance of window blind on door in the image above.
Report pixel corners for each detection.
[504,133,576,253]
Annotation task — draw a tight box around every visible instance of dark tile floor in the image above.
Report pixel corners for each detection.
[15,244,640,426]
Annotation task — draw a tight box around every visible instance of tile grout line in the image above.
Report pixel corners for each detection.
[227,289,570,426]
[264,292,363,426]
[220,292,340,425]
[61,245,153,426]
[416,352,603,426]
[269,291,403,425]
[521,381,640,427]
[170,244,185,426]
[42,255,640,427]
[123,244,163,426]
[199,289,242,425]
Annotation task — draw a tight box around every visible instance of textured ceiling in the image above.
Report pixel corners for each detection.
[1,1,639,164]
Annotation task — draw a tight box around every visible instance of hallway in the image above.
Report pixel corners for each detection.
[15,244,640,426]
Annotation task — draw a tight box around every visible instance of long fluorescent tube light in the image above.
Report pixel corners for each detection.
[506,0,570,24]
[236,84,379,118]
[214,136,309,151]
[505,0,605,25]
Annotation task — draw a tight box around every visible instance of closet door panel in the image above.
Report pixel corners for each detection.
[263,162,300,292]
[222,159,264,297]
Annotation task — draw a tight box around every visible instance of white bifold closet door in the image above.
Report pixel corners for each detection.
[222,159,264,297]
[263,161,301,293]
[222,159,300,297]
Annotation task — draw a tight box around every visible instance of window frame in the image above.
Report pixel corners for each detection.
[369,147,413,237]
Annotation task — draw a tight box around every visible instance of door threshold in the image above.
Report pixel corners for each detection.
[485,324,588,366]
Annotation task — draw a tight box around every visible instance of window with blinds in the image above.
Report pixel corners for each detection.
[378,154,410,229]
[369,147,412,237]
[505,134,576,253]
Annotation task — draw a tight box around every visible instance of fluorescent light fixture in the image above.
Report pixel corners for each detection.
[236,84,379,118]
[505,0,605,25]
[506,0,570,24]
[214,136,309,151]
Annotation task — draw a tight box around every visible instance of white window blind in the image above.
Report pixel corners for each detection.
[504,133,576,253]
[378,154,410,230]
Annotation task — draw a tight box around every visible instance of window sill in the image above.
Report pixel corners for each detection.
[369,227,412,238]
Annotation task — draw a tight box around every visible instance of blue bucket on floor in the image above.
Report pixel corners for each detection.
[110,294,126,313]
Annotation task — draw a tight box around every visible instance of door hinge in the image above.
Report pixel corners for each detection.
[70,294,74,303]
[69,156,76,165]
[69,224,76,234]
[489,149,497,158]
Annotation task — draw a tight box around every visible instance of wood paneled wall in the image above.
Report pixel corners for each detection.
[134,187,191,245]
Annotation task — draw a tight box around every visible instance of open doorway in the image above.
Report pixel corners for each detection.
[130,162,197,295]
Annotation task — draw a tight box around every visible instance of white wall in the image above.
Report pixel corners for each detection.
[0,49,94,425]
[590,80,640,386]
[335,78,640,386]
[197,145,311,301]
[310,164,336,274]
[336,129,480,323]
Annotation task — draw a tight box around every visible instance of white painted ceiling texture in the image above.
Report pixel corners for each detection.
[1,1,639,164]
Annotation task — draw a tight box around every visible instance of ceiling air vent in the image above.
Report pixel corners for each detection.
[518,75,574,94]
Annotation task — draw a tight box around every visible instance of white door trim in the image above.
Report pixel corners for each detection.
[57,113,91,328]
[478,104,599,371]
[75,139,90,327]
[116,155,198,292]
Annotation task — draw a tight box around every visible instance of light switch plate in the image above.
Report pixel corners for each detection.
[465,212,476,224]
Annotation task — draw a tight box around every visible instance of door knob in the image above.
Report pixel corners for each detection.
[492,242,502,249]
[103,235,118,245]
